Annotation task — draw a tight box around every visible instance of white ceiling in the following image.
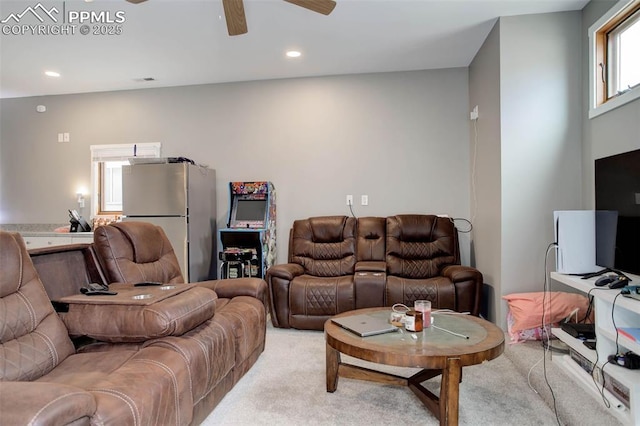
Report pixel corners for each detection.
[0,0,589,99]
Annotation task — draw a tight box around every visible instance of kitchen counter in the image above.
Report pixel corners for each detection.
[0,223,69,233]
[0,225,94,249]
[22,234,94,249]
[10,230,93,249]
[19,231,93,237]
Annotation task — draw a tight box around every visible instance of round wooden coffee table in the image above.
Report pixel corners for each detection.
[325,307,504,426]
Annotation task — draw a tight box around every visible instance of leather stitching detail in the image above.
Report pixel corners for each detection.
[28,392,91,426]
[90,389,140,426]
[133,359,182,426]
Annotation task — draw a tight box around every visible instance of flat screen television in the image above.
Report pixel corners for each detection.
[595,148,640,276]
[229,195,267,228]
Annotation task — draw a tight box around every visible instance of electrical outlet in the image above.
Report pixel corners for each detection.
[470,105,479,121]
[361,195,368,206]
[346,195,353,206]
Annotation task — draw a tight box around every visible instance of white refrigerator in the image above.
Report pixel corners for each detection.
[122,162,216,282]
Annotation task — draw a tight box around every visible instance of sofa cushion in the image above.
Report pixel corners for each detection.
[213,296,266,361]
[386,275,456,309]
[356,216,386,261]
[38,346,193,425]
[144,295,265,409]
[93,222,183,284]
[289,275,355,330]
[0,382,96,425]
[0,232,75,381]
[291,216,356,277]
[146,315,236,404]
[386,215,459,279]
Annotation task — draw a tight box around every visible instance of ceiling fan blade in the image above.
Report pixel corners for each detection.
[284,0,336,15]
[222,0,248,36]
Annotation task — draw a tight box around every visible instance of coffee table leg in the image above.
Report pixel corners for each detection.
[440,357,462,426]
[326,343,340,392]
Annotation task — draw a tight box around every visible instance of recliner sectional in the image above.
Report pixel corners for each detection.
[0,222,267,425]
[266,214,483,330]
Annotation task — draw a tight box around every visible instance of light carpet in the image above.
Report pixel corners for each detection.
[203,325,565,426]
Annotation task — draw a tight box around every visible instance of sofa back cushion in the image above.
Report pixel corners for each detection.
[290,216,356,277]
[0,232,75,381]
[386,215,460,279]
[356,216,386,262]
[93,222,184,284]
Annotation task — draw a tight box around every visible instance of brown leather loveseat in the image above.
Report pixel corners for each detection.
[267,214,482,330]
[0,225,267,425]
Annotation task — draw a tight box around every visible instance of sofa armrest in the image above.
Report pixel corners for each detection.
[353,261,386,309]
[0,382,96,426]
[266,264,305,328]
[355,261,386,272]
[196,277,268,307]
[442,265,483,316]
[267,263,304,280]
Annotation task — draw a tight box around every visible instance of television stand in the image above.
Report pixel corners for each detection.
[550,272,640,425]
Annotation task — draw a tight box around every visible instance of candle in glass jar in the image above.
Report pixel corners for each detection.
[414,300,432,328]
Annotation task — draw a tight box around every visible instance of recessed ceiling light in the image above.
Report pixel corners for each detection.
[44,71,60,77]
[286,50,301,58]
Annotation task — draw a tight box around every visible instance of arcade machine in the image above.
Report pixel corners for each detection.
[218,181,276,279]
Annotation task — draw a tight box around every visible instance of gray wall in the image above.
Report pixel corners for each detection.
[468,1,640,327]
[469,11,583,326]
[468,22,502,322]
[0,69,472,266]
[581,0,640,208]
[2,1,634,328]
[501,11,584,323]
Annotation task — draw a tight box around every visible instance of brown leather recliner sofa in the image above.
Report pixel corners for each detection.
[0,223,267,425]
[267,214,482,330]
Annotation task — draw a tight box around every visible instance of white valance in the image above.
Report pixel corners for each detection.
[90,143,161,162]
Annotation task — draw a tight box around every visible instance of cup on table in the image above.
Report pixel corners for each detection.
[414,300,431,328]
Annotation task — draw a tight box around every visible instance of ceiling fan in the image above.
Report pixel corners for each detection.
[125,0,337,36]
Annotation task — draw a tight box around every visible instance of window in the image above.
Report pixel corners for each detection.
[590,0,640,118]
[607,7,640,97]
[98,160,128,213]
[90,143,161,217]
